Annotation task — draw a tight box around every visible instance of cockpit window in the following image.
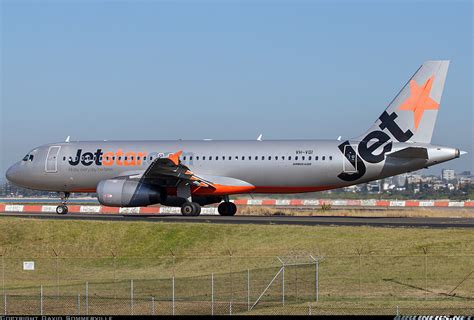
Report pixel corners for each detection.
[22,154,34,162]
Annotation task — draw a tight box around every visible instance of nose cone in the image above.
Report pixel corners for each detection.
[6,163,22,185]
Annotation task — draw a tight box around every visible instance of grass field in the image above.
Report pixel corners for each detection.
[0,216,473,314]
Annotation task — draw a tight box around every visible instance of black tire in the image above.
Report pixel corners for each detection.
[190,202,201,216]
[218,202,237,216]
[181,202,194,216]
[56,205,68,215]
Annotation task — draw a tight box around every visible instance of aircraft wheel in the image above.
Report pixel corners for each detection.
[56,205,68,215]
[218,202,237,216]
[181,202,201,216]
[191,202,201,216]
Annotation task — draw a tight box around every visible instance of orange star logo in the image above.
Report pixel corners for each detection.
[398,76,439,129]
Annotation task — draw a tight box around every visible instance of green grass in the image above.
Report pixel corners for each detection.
[0,217,473,314]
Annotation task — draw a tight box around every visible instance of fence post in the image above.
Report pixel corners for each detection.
[85,281,89,315]
[247,269,250,311]
[130,279,134,315]
[40,285,43,315]
[316,259,319,302]
[172,276,175,316]
[356,248,362,301]
[77,293,81,315]
[53,248,60,298]
[170,250,175,316]
[229,250,232,316]
[3,292,6,315]
[151,296,155,315]
[396,305,399,316]
[309,303,312,315]
[211,273,214,316]
[310,255,319,302]
[423,247,428,300]
[277,257,285,306]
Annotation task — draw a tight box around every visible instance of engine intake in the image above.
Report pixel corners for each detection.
[97,178,160,207]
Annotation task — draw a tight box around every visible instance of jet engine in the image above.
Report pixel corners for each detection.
[97,178,161,207]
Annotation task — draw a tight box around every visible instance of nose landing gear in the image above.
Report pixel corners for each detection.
[56,192,70,215]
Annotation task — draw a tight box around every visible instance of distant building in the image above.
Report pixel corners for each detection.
[442,169,455,181]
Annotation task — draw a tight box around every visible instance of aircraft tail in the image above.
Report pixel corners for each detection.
[356,60,449,144]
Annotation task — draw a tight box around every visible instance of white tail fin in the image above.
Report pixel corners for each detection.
[356,60,449,143]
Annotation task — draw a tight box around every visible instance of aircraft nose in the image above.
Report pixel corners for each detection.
[6,163,21,185]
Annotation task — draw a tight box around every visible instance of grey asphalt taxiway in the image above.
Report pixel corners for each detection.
[1,211,473,228]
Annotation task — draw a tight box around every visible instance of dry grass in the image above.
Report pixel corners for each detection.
[237,206,474,218]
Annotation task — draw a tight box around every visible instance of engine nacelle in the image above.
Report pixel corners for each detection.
[97,178,161,207]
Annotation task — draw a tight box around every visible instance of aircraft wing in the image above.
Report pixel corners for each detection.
[130,151,255,194]
[136,151,213,188]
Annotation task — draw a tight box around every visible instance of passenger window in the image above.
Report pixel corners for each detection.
[255,156,258,160]
[137,156,140,160]
[196,156,199,160]
[190,156,193,161]
[309,156,312,160]
[216,156,218,160]
[275,156,278,160]
[241,156,245,160]
[289,156,292,160]
[322,156,326,160]
[282,156,285,160]
[29,155,34,161]
[268,156,271,160]
[248,156,251,160]
[329,156,333,160]
[235,156,238,160]
[150,157,153,161]
[261,156,264,160]
[316,156,319,160]
[302,156,305,160]
[143,156,147,160]
[222,156,225,160]
[63,157,66,161]
[183,156,186,161]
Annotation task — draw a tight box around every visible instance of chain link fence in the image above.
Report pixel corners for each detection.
[0,253,473,315]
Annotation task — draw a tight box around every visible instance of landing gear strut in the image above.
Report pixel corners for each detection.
[56,192,70,215]
[181,202,201,216]
[218,199,237,216]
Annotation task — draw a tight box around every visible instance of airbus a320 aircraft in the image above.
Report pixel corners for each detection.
[6,61,465,216]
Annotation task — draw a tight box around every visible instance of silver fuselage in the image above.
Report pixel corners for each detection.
[6,139,459,195]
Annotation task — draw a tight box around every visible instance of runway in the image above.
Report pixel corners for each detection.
[1,211,473,228]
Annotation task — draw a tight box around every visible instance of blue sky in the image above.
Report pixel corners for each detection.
[1,1,472,179]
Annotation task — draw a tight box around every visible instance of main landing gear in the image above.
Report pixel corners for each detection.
[181,202,201,216]
[218,197,237,216]
[56,192,70,215]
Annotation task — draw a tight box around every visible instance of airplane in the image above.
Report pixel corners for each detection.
[5,60,466,216]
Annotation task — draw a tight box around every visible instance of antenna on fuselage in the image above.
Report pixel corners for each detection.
[257,134,263,141]
[65,136,71,143]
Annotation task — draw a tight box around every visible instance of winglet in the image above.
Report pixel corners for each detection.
[65,136,70,143]
[168,150,183,165]
[257,134,263,141]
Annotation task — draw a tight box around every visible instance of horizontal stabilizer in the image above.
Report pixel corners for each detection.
[386,147,428,159]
